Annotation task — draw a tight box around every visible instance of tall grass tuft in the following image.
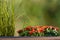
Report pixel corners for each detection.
[0,0,15,36]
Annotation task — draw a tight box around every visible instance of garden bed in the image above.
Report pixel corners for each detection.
[17,26,60,37]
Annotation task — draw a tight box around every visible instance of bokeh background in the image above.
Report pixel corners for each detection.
[0,0,60,36]
[14,0,60,36]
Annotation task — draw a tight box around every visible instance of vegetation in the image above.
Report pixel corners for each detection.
[0,0,60,36]
[0,0,14,36]
[18,26,59,36]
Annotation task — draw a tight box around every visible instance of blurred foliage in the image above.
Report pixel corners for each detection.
[15,0,60,28]
[0,0,15,36]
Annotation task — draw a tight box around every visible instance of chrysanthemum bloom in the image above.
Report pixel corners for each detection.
[25,26,32,31]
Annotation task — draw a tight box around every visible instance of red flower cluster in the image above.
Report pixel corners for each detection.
[17,26,59,36]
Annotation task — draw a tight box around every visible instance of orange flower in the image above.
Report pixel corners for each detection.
[29,31,33,35]
[36,27,44,33]
[29,28,36,34]
[32,28,36,32]
[25,26,32,30]
[41,26,48,30]
[37,26,49,33]
[37,28,40,33]
[34,26,42,30]
[40,28,44,32]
